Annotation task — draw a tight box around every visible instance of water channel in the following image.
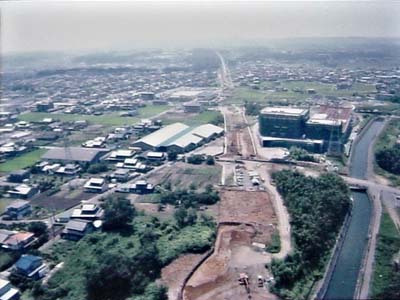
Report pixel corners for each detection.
[324,119,386,300]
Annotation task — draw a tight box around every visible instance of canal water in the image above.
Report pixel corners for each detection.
[324,119,385,300]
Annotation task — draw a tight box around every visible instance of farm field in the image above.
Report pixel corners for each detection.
[227,80,376,105]
[160,110,223,126]
[0,148,46,173]
[145,162,222,191]
[18,105,170,126]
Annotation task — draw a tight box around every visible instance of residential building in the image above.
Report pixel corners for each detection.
[84,178,108,193]
[2,232,36,251]
[116,180,154,194]
[4,201,32,220]
[7,170,30,183]
[7,185,38,200]
[106,150,135,162]
[55,164,81,176]
[61,219,94,241]
[36,102,54,112]
[183,101,203,113]
[71,204,103,220]
[13,255,47,280]
[109,168,133,182]
[0,279,20,300]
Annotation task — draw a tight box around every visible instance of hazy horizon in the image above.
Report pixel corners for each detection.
[1,1,400,54]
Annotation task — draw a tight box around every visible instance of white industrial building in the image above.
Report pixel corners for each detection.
[132,122,224,153]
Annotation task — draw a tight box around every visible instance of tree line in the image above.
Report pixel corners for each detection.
[270,170,351,300]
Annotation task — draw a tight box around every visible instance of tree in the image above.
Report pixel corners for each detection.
[131,283,168,300]
[210,113,224,126]
[28,221,49,244]
[376,147,400,175]
[28,222,48,237]
[87,163,109,174]
[174,207,188,228]
[186,208,197,226]
[187,155,204,165]
[102,196,135,230]
[189,183,197,191]
[205,155,215,165]
[244,100,262,116]
[167,150,178,161]
[269,170,351,299]
[86,253,133,300]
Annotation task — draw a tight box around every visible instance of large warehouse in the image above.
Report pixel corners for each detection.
[132,122,224,153]
[42,147,110,164]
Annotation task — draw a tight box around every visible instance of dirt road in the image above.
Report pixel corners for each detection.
[245,161,292,259]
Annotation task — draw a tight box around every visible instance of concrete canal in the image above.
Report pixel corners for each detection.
[323,119,385,300]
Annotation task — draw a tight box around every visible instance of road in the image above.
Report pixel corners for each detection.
[216,96,292,259]
[245,161,292,259]
[216,51,234,90]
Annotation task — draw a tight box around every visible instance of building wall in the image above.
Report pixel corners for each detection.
[259,114,306,138]
[305,123,342,141]
[262,139,324,153]
[131,141,155,152]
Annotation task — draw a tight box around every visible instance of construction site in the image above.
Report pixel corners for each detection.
[182,189,278,300]
[221,106,256,159]
[158,103,294,300]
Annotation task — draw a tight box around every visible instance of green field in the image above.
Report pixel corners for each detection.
[371,211,400,298]
[18,105,169,127]
[161,110,223,126]
[357,101,400,116]
[136,105,170,118]
[227,81,376,105]
[0,199,14,214]
[0,148,46,173]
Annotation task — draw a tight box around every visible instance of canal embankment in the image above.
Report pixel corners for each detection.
[316,118,386,300]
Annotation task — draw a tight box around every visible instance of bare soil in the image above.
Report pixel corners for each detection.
[218,189,277,244]
[182,189,278,300]
[161,253,206,300]
[31,189,92,211]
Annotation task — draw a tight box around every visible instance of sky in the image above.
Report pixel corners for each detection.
[1,1,400,53]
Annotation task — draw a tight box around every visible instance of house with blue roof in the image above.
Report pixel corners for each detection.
[14,255,47,280]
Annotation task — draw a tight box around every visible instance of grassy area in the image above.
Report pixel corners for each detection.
[37,214,215,300]
[375,119,400,150]
[0,199,14,214]
[374,119,400,187]
[371,211,400,298]
[148,162,221,191]
[266,231,281,253]
[138,105,169,118]
[0,148,46,173]
[227,80,376,105]
[358,103,400,116]
[161,110,223,126]
[18,105,169,127]
[0,251,17,271]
